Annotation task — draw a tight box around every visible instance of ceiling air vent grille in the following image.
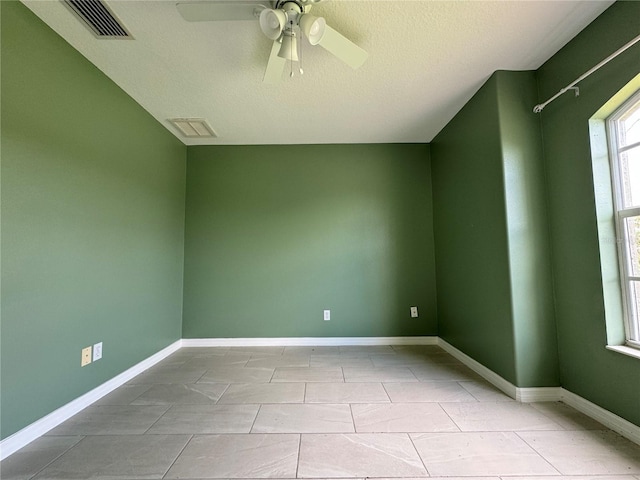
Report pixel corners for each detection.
[64,0,132,38]
[169,118,218,138]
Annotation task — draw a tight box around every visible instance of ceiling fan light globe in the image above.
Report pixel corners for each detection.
[277,34,299,62]
[299,14,326,45]
[259,8,286,40]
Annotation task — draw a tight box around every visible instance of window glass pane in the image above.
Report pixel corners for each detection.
[619,146,640,208]
[629,281,640,342]
[609,91,640,347]
[624,215,640,277]
[618,97,640,147]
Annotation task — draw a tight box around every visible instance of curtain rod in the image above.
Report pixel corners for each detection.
[533,33,640,114]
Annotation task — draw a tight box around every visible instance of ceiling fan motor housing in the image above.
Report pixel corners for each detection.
[260,1,302,41]
[275,0,322,10]
[279,1,302,29]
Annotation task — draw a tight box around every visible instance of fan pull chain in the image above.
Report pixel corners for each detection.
[289,20,295,77]
[298,26,304,75]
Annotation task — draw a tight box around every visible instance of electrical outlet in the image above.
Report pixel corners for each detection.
[323,309,331,321]
[410,306,418,318]
[81,346,92,367]
[93,342,103,361]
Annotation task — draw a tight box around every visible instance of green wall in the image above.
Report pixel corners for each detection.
[536,0,640,426]
[431,75,516,382]
[0,1,187,439]
[431,71,558,387]
[182,144,437,338]
[496,72,558,388]
[2,0,639,444]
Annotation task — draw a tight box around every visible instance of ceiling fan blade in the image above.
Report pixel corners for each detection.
[317,25,368,69]
[263,39,286,84]
[176,1,270,22]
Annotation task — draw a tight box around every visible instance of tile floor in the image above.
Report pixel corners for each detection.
[2,344,640,480]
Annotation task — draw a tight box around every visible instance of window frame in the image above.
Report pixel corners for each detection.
[607,89,640,348]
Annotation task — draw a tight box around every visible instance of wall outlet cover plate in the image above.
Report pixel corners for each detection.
[81,346,92,367]
[93,342,103,361]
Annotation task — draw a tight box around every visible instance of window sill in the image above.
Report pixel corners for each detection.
[606,344,640,360]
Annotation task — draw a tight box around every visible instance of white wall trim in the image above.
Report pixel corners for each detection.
[0,340,182,461]
[437,338,519,399]
[181,336,438,347]
[3,336,640,459]
[437,338,639,445]
[516,387,563,403]
[606,344,640,360]
[437,338,564,402]
[561,388,640,445]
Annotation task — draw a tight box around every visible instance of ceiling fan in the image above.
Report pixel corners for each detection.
[176,0,368,83]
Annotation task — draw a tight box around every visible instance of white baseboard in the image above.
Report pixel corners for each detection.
[0,340,182,461]
[516,387,563,403]
[437,338,640,445]
[437,338,520,399]
[3,335,639,460]
[0,337,434,459]
[182,336,438,347]
[561,388,640,445]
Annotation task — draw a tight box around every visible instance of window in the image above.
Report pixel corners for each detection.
[607,90,640,347]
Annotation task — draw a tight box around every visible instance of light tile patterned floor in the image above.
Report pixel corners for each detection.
[2,344,640,480]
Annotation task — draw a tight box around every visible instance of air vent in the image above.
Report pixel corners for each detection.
[169,118,218,138]
[64,0,132,38]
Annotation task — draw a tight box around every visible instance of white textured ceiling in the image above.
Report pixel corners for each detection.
[23,0,613,145]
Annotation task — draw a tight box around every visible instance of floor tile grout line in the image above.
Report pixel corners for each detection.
[381,382,394,403]
[349,403,358,433]
[193,368,209,384]
[214,382,232,404]
[513,430,564,475]
[249,403,263,433]
[125,384,154,405]
[436,401,463,432]
[457,379,482,402]
[407,431,432,477]
[525,402,574,431]
[160,433,194,479]
[141,404,174,434]
[295,433,302,478]
[8,345,640,477]
[25,435,87,480]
